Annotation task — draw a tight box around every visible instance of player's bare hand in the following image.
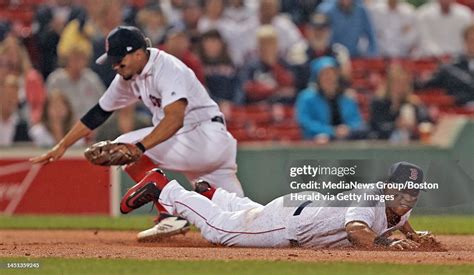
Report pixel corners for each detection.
[389,239,420,250]
[406,230,443,250]
[30,143,67,164]
[406,230,433,241]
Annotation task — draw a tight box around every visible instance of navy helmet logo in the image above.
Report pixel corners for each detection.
[409,168,418,181]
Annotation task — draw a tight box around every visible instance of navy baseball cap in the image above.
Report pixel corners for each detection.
[388,162,424,196]
[96,26,147,65]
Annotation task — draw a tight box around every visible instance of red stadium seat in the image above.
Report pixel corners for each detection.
[412,59,440,75]
[418,94,455,108]
[228,127,256,142]
[417,88,447,96]
[439,107,474,116]
[356,92,371,121]
[227,104,273,127]
[351,58,386,80]
[268,124,302,141]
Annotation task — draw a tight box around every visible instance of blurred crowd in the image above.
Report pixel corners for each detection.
[0,0,473,146]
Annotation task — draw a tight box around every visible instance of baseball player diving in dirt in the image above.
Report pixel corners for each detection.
[31,26,243,242]
[120,161,442,250]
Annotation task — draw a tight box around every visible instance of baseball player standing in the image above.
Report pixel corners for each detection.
[119,162,441,249]
[31,26,244,241]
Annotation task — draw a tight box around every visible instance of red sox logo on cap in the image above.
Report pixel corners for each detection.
[409,168,418,181]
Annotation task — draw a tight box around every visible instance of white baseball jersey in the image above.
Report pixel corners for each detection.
[286,191,412,248]
[160,182,411,248]
[99,48,243,195]
[99,48,222,128]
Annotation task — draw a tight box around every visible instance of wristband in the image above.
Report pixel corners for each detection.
[135,142,147,153]
[374,236,393,247]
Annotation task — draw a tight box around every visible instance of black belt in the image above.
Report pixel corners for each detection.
[211,116,225,124]
[293,200,312,216]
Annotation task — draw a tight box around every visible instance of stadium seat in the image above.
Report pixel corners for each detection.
[268,123,302,141]
[417,88,447,96]
[439,106,474,116]
[351,58,386,76]
[412,59,440,75]
[417,94,455,108]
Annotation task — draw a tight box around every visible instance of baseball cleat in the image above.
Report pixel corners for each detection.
[137,216,191,242]
[120,168,169,214]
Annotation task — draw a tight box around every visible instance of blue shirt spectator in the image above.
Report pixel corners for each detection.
[296,57,365,140]
[318,0,378,57]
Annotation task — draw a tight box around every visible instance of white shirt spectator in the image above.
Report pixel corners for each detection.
[369,1,419,57]
[416,1,473,57]
[28,123,55,147]
[198,14,306,67]
[270,14,308,62]
[198,16,257,67]
[223,3,256,23]
[28,123,85,147]
[160,0,183,27]
[0,113,19,146]
[46,68,105,119]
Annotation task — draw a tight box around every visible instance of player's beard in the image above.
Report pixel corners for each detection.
[120,71,134,80]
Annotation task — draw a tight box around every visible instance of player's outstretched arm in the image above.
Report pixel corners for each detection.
[400,221,442,249]
[399,220,417,236]
[346,221,420,250]
[30,121,92,164]
[346,221,378,249]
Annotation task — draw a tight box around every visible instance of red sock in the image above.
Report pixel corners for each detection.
[124,156,169,216]
[124,155,156,182]
[200,188,216,200]
[156,203,168,215]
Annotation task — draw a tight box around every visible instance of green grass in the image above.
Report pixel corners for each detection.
[0,215,153,230]
[409,215,474,235]
[0,258,472,275]
[0,215,472,235]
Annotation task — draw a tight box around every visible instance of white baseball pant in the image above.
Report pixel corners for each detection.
[115,121,243,196]
[159,180,293,247]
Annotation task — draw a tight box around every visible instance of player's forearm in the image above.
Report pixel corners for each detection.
[346,222,378,248]
[139,99,187,150]
[399,221,416,236]
[140,115,183,150]
[57,121,92,149]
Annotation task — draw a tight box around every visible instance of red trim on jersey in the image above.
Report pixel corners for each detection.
[160,202,173,207]
[175,201,286,235]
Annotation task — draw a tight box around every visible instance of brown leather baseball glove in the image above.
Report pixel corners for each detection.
[84,140,143,166]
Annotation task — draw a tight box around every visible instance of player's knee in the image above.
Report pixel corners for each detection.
[200,225,227,244]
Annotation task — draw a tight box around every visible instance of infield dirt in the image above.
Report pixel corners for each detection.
[0,230,472,264]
